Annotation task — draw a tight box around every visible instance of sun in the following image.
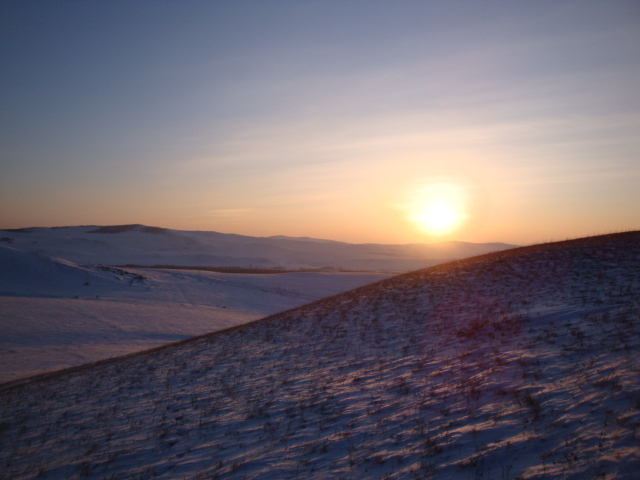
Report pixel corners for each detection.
[403,179,469,237]
[415,202,462,235]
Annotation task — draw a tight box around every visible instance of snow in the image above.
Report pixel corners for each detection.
[0,224,514,383]
[0,244,125,297]
[0,224,516,272]
[1,231,639,479]
[0,245,391,383]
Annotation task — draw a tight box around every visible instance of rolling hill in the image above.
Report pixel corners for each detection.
[0,244,391,383]
[0,244,132,298]
[1,231,639,479]
[0,224,516,272]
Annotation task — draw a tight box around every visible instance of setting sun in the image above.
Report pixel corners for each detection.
[415,202,463,235]
[403,178,470,237]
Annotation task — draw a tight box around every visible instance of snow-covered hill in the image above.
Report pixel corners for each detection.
[0,225,514,382]
[0,245,391,383]
[0,244,133,297]
[0,224,516,272]
[1,231,639,479]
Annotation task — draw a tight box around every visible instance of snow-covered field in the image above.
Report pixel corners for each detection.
[0,224,513,383]
[2,231,639,479]
[0,224,515,272]
[0,245,391,383]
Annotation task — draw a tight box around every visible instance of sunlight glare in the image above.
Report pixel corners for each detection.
[415,202,461,235]
[404,179,469,237]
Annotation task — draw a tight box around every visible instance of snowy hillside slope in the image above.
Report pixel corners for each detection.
[1,232,639,479]
[0,224,516,272]
[0,245,391,382]
[0,244,136,298]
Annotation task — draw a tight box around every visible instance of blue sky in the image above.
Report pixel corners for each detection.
[1,1,639,244]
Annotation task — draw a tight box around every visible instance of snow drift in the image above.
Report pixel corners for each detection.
[0,244,129,298]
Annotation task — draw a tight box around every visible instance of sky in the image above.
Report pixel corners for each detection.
[1,1,639,245]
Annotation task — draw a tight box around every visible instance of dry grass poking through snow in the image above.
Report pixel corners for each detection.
[1,232,640,479]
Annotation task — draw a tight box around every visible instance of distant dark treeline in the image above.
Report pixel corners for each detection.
[116,265,360,274]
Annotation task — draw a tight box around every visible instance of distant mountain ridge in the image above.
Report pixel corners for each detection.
[0,224,517,272]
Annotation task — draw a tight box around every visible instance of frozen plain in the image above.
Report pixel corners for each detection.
[1,231,639,479]
[0,224,512,383]
[0,244,391,383]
